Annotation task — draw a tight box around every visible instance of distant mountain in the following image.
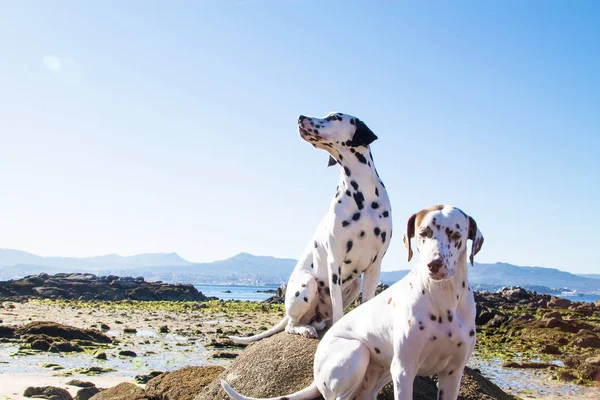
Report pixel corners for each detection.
[578,274,600,280]
[0,249,191,280]
[1,249,599,292]
[381,263,600,291]
[468,262,599,290]
[0,249,190,269]
[0,249,295,285]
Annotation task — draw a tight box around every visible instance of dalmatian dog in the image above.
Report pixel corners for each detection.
[229,112,392,344]
[222,205,484,400]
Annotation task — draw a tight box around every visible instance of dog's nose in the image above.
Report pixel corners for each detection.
[428,259,443,274]
[298,115,307,124]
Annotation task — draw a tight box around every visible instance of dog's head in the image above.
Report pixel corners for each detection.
[297,112,378,166]
[403,205,484,281]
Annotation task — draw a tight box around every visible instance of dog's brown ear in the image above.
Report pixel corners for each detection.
[352,120,378,147]
[327,155,337,167]
[468,216,484,266]
[403,213,417,262]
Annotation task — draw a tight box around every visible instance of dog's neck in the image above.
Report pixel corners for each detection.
[417,252,469,314]
[334,147,383,205]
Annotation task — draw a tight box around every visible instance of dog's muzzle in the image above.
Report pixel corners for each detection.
[297,115,319,140]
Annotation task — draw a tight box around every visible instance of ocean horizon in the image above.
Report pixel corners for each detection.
[194,284,600,303]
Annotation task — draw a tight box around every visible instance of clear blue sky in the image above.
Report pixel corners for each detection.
[1,1,598,273]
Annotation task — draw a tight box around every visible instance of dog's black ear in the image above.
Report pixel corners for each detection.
[468,216,484,266]
[403,213,417,262]
[327,155,337,167]
[352,120,378,147]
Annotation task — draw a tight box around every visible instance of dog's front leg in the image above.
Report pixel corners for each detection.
[361,258,382,303]
[390,357,414,400]
[437,368,464,400]
[327,250,344,324]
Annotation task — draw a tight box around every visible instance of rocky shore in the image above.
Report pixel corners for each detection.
[1,281,599,399]
[474,287,600,384]
[0,273,207,302]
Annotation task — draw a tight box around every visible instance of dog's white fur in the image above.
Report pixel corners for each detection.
[222,205,484,400]
[229,112,392,343]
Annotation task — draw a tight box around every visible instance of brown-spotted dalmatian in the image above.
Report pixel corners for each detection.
[229,112,392,344]
[222,205,484,400]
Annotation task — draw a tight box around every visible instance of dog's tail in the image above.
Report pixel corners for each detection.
[221,380,319,400]
[228,316,289,344]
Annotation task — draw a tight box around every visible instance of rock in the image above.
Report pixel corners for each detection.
[541,344,561,355]
[263,283,286,304]
[212,352,238,359]
[16,322,111,344]
[501,287,528,300]
[545,318,579,333]
[557,337,569,345]
[52,341,83,353]
[0,325,15,338]
[543,311,562,320]
[475,310,499,326]
[110,279,140,289]
[198,331,513,400]
[66,380,95,388]
[0,273,206,302]
[33,286,71,298]
[124,328,137,334]
[99,323,110,330]
[548,297,571,308]
[572,304,594,316]
[23,386,73,400]
[31,339,51,351]
[585,356,600,366]
[571,332,600,348]
[487,314,507,328]
[75,387,100,400]
[159,326,169,333]
[94,352,107,360]
[502,361,556,369]
[146,366,224,400]
[119,350,137,357]
[89,382,147,400]
[135,371,164,384]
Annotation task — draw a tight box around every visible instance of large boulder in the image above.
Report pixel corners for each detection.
[197,332,514,400]
[548,296,571,308]
[146,366,224,400]
[23,386,73,400]
[16,321,111,343]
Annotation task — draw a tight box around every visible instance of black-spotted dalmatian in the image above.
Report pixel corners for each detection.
[229,112,392,344]
[222,205,484,400]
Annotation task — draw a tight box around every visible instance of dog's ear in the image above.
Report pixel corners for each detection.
[403,213,417,262]
[352,120,378,147]
[468,216,484,266]
[327,155,337,167]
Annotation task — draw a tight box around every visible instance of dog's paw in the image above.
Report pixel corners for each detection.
[300,326,318,338]
[286,325,318,338]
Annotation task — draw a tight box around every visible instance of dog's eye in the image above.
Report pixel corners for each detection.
[452,232,462,241]
[419,228,432,238]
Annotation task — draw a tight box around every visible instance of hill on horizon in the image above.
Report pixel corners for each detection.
[0,248,598,291]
